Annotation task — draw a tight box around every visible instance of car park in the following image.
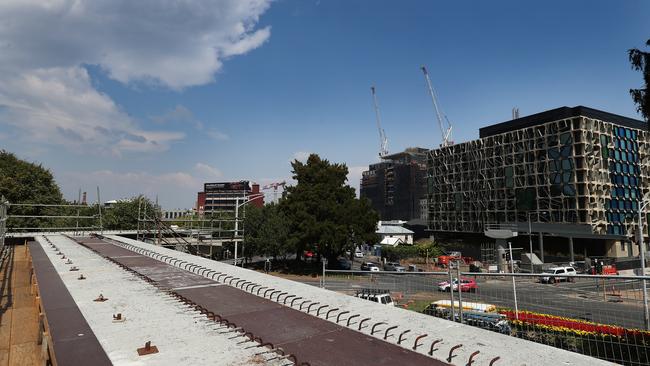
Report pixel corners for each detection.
[383,262,406,272]
[540,266,576,283]
[437,278,478,292]
[361,262,380,272]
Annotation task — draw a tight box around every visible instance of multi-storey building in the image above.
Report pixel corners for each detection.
[196,181,263,215]
[360,147,427,221]
[426,106,648,259]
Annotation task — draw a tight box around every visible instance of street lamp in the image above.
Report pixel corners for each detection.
[637,198,650,330]
[234,193,264,267]
[527,212,534,273]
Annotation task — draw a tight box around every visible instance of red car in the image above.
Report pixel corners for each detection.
[437,278,478,292]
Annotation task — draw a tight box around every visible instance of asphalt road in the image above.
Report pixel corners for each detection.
[293,256,649,329]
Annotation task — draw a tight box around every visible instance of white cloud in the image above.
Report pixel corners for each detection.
[0,0,272,155]
[346,165,366,197]
[0,0,272,89]
[292,151,311,162]
[206,128,230,141]
[0,67,184,155]
[152,105,204,130]
[194,162,223,179]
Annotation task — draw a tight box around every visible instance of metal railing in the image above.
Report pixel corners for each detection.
[0,197,7,253]
[323,269,650,365]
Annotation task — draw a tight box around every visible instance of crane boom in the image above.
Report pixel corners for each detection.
[370,86,389,158]
[421,65,453,147]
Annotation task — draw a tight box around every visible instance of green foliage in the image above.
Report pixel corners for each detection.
[102,196,157,230]
[629,39,650,123]
[279,154,379,261]
[382,241,442,262]
[244,203,290,260]
[0,150,64,228]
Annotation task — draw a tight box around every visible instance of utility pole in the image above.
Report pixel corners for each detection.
[509,241,519,320]
[96,186,103,234]
[637,200,649,330]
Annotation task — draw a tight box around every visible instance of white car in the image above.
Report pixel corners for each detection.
[540,266,576,283]
[354,250,364,258]
[356,290,395,306]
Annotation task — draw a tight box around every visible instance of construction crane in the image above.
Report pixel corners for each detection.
[370,86,389,158]
[421,65,453,147]
[262,181,286,202]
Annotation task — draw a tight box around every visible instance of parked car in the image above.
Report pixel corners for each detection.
[361,262,380,272]
[437,278,478,292]
[540,266,576,283]
[383,262,406,272]
[354,249,364,258]
[328,257,351,270]
[356,289,394,306]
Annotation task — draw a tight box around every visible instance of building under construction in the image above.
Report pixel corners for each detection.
[427,106,649,259]
[360,147,427,221]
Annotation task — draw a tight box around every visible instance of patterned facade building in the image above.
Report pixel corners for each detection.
[426,106,649,244]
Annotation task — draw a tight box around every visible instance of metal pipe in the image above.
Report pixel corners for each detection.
[383,325,398,340]
[412,334,428,350]
[371,322,386,335]
[397,330,411,344]
[447,344,463,362]
[336,311,350,323]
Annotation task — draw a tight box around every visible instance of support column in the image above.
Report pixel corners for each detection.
[539,233,545,263]
[569,237,574,263]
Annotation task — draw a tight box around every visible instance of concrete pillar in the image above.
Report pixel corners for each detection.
[569,237,574,263]
[496,239,507,273]
[539,233,545,263]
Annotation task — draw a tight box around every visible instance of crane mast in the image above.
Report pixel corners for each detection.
[370,86,389,158]
[421,65,453,147]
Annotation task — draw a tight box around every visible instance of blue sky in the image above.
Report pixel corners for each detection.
[0,0,649,208]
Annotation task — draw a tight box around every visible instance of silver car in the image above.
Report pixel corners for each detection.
[383,262,406,272]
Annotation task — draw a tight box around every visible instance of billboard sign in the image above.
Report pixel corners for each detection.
[204,181,250,192]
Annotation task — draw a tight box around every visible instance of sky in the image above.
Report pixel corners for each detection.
[0,0,649,209]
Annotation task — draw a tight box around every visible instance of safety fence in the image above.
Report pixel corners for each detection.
[323,269,650,365]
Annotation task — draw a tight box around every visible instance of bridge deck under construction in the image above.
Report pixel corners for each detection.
[23,234,612,366]
[72,236,446,366]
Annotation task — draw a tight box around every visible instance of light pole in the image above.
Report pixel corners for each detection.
[637,199,650,330]
[233,193,264,267]
[528,212,534,273]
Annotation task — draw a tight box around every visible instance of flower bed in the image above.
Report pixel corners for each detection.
[499,309,650,339]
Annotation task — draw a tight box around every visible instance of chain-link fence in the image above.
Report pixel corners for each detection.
[323,269,650,365]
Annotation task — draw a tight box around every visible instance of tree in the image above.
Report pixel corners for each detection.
[629,39,650,124]
[0,150,64,228]
[281,154,379,262]
[102,195,157,230]
[243,203,290,261]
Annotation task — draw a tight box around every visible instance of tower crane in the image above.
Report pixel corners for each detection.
[262,181,286,201]
[370,86,389,158]
[421,65,453,147]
